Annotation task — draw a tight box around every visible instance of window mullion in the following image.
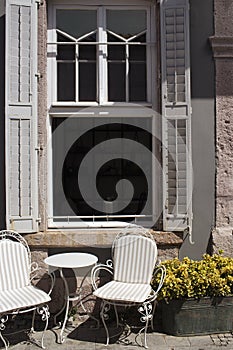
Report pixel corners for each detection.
[98,7,107,104]
[75,42,79,102]
[147,6,153,104]
[126,43,129,102]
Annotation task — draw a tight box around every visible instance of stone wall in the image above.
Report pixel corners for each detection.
[37,0,48,232]
[0,0,5,229]
[210,0,233,254]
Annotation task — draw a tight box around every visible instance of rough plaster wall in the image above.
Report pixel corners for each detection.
[0,0,5,230]
[38,1,48,231]
[212,0,233,254]
[214,0,233,36]
[216,67,233,227]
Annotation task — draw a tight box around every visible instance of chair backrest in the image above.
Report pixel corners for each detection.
[0,231,30,291]
[112,228,157,284]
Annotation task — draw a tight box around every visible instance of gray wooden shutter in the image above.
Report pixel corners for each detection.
[5,0,38,232]
[160,0,192,232]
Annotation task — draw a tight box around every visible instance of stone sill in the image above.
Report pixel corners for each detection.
[209,36,233,58]
[24,230,183,249]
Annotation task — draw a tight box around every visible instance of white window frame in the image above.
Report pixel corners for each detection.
[47,1,156,107]
[47,0,160,229]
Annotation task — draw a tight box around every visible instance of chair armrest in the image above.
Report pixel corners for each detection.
[46,273,55,296]
[30,262,54,296]
[91,259,114,291]
[151,264,166,297]
[30,262,40,282]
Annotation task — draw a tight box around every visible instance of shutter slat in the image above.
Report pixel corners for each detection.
[160,0,192,231]
[6,0,38,233]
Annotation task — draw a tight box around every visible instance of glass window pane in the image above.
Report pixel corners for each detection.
[129,34,146,61]
[129,63,146,101]
[108,63,125,101]
[107,33,125,60]
[129,34,147,101]
[79,45,96,60]
[108,45,125,60]
[79,63,96,101]
[52,118,152,220]
[56,10,97,39]
[107,10,146,38]
[79,33,96,60]
[129,46,146,61]
[78,33,96,101]
[57,34,75,60]
[57,44,75,60]
[57,63,75,101]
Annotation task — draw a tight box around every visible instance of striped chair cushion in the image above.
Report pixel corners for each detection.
[93,281,152,303]
[0,286,51,313]
[0,240,30,291]
[113,235,157,284]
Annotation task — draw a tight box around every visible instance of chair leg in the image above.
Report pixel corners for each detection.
[100,300,111,346]
[0,315,9,350]
[31,309,36,333]
[36,305,50,349]
[150,300,156,331]
[137,302,153,349]
[113,304,119,328]
[59,296,70,344]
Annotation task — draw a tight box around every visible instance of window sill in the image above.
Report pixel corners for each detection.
[50,102,153,108]
[48,221,136,229]
[24,229,183,249]
[49,103,155,117]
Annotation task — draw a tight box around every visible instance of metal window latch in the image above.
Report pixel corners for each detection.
[35,146,44,154]
[185,217,195,245]
[35,0,43,7]
[35,72,42,79]
[188,225,195,245]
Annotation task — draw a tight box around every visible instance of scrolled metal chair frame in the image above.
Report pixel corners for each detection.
[91,226,166,348]
[0,230,51,349]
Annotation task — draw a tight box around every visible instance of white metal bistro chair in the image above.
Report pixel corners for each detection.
[0,230,51,349]
[91,226,166,348]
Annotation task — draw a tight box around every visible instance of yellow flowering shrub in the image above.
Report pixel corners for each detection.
[151,253,233,301]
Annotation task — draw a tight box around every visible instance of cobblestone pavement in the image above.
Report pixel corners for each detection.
[4,321,233,350]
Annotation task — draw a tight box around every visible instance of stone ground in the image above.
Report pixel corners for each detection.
[3,314,233,350]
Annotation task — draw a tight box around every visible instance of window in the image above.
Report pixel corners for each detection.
[48,3,155,105]
[51,117,155,227]
[5,0,192,233]
[47,1,159,229]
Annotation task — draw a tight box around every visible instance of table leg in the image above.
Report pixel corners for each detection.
[58,268,70,344]
[49,272,65,327]
[52,273,67,329]
[72,267,100,327]
[52,264,99,343]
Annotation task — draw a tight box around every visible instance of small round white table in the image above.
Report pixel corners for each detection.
[44,252,98,343]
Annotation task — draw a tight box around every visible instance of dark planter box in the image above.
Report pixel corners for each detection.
[161,296,233,336]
